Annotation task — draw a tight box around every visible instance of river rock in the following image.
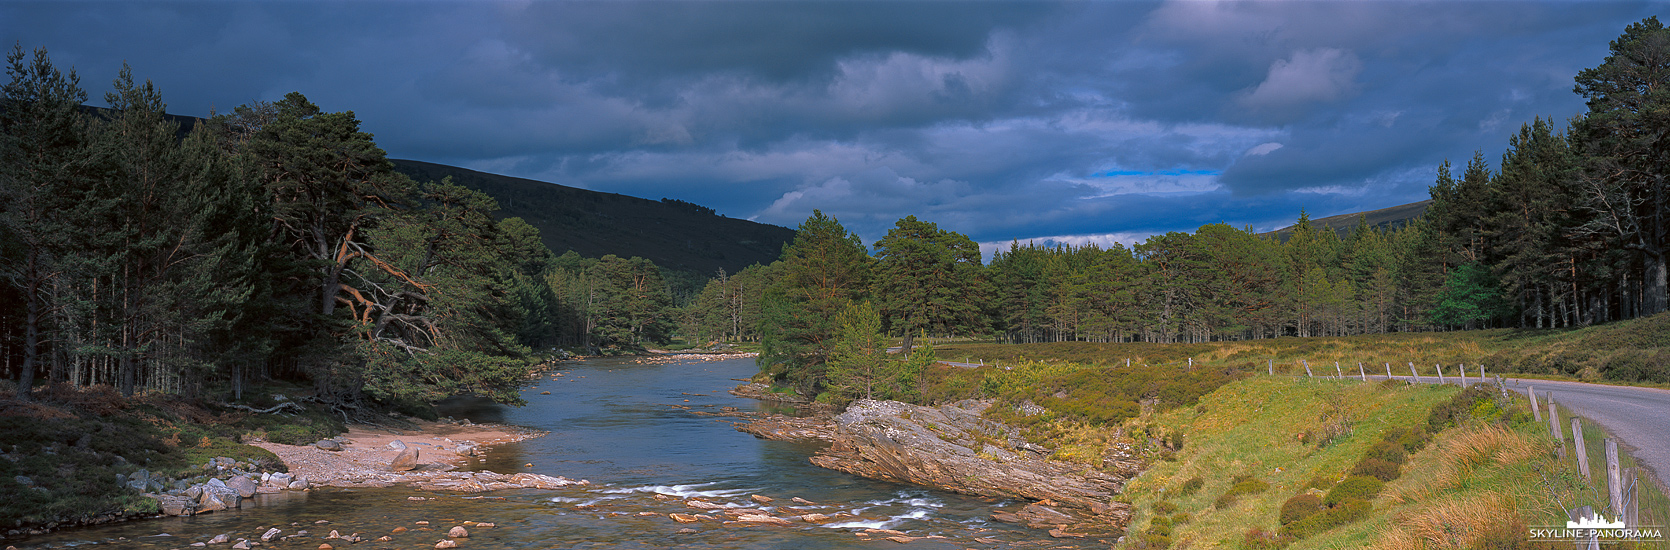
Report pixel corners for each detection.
[208,534,228,544]
[391,446,420,472]
[314,440,343,451]
[388,440,407,450]
[227,476,258,498]
[156,495,195,516]
[448,526,469,538]
[197,479,240,512]
[435,541,458,549]
[750,494,773,504]
[262,528,281,541]
[811,400,1127,508]
[232,541,250,549]
[731,514,792,526]
[455,443,477,456]
[508,472,586,489]
[289,479,309,490]
[670,513,700,523]
[800,513,831,524]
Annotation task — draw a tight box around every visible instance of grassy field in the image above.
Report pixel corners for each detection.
[1112,375,1668,549]
[931,312,1670,387]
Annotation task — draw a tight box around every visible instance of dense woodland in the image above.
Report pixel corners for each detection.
[5,19,1670,406]
[0,46,679,413]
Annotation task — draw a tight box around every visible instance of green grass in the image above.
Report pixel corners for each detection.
[935,312,1670,388]
[1110,373,1670,549]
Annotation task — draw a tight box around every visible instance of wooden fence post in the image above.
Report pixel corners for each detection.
[1458,364,1467,388]
[1385,363,1392,379]
[1335,361,1343,379]
[1358,362,1366,382]
[1572,417,1590,480]
[1268,358,1273,376]
[1529,386,1541,421]
[1607,439,1623,522]
[1304,360,1313,378]
[1627,467,1639,528]
[1549,399,1566,459]
[1436,363,1445,385]
[1409,362,1418,383]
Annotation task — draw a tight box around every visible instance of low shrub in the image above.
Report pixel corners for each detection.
[1364,439,1407,464]
[1153,500,1179,515]
[1171,512,1191,525]
[1178,476,1204,496]
[1426,384,1501,432]
[1215,477,1270,508]
[1324,476,1383,507]
[1279,493,1324,525]
[1242,527,1294,550]
[1281,498,1371,539]
[1381,426,1428,454]
[1349,457,1401,482]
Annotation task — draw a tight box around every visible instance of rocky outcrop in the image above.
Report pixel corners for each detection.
[733,413,836,442]
[806,399,1137,535]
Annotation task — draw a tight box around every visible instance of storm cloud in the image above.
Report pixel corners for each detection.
[2,1,1658,254]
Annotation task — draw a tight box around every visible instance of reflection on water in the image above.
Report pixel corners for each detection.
[13,356,1101,549]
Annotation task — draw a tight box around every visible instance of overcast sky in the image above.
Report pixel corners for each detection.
[3,1,1659,256]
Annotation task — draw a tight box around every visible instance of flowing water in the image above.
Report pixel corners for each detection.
[12,356,1104,549]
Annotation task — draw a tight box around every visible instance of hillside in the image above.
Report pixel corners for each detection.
[1265,200,1431,241]
[391,159,795,276]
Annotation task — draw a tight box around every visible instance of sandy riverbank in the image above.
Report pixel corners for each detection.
[250,419,551,487]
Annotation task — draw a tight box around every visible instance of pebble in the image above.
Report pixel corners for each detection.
[392,527,408,534]
[208,534,229,544]
[318,545,332,550]
[326,530,340,539]
[232,542,250,550]
[416,521,430,526]
[435,541,458,549]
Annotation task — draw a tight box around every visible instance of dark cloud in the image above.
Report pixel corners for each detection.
[1,1,1660,252]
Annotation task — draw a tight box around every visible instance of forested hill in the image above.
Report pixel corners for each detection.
[390,159,795,275]
[1264,200,1431,241]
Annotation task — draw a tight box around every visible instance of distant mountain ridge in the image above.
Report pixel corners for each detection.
[1264,200,1431,241]
[391,159,795,276]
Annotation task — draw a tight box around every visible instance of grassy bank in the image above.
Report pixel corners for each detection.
[0,382,345,535]
[932,312,1670,387]
[1115,376,1669,549]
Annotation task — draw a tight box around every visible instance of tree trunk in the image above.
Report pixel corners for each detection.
[1645,251,1667,316]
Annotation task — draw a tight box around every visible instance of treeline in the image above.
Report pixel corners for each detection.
[0,47,685,411]
[742,18,1670,397]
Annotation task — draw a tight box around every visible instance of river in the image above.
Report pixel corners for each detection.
[11,356,1100,549]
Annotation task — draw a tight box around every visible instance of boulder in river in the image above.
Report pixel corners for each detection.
[197,479,240,512]
[314,440,343,452]
[447,526,469,538]
[227,476,258,498]
[391,446,420,472]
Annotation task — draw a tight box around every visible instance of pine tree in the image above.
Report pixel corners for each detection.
[758,211,870,394]
[0,45,88,399]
